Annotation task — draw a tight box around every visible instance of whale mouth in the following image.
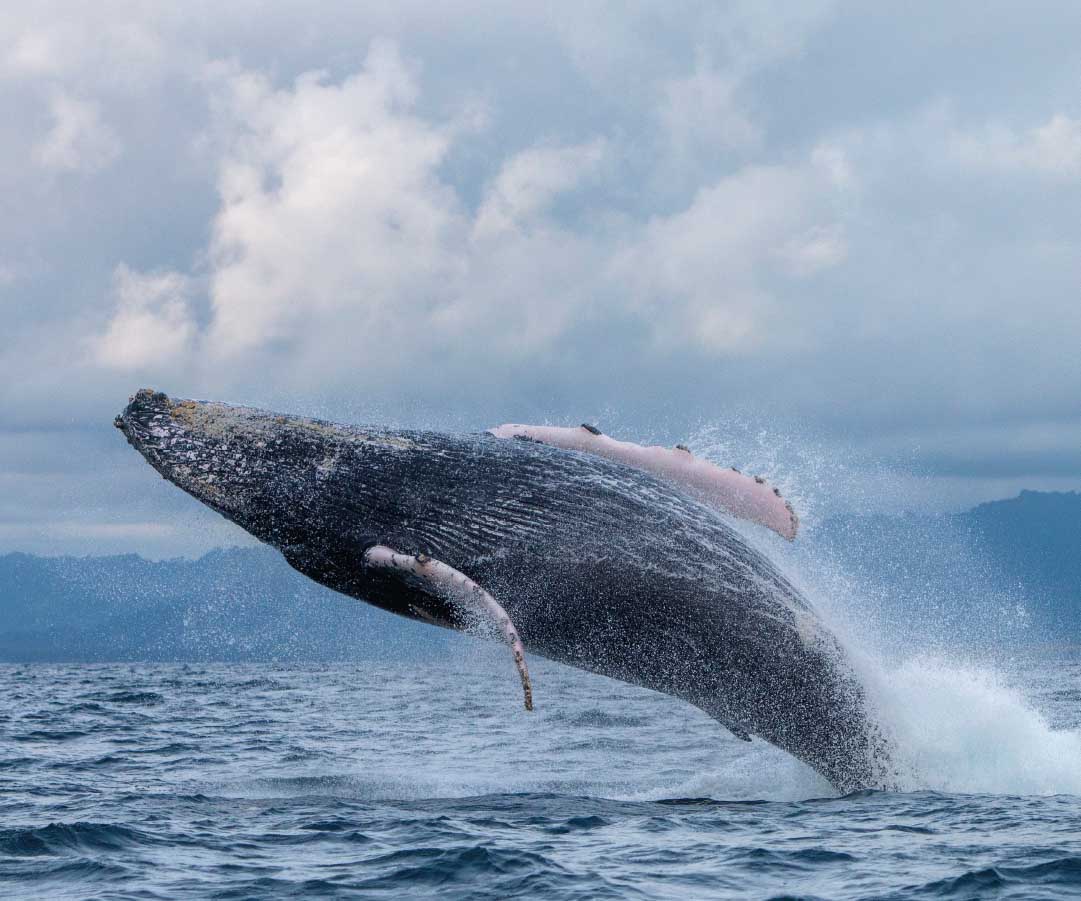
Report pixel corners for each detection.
[115,388,181,471]
[113,388,238,514]
[115,388,348,532]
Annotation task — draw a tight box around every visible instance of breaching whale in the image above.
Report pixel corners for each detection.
[115,388,893,792]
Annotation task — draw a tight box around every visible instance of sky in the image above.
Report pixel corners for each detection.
[2,1,1080,557]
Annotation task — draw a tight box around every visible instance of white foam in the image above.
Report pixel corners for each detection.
[645,747,835,802]
[864,655,1081,796]
[686,417,1081,799]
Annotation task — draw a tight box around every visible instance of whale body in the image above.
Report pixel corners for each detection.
[115,388,893,792]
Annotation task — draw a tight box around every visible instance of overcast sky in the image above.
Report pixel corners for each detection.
[2,1,1080,557]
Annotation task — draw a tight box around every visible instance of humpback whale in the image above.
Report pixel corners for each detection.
[115,388,893,792]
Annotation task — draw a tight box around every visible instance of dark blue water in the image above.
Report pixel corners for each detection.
[3,653,1081,900]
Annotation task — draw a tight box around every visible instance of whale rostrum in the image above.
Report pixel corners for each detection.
[115,389,894,792]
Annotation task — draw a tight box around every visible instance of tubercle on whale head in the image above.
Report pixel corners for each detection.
[114,388,167,426]
[115,388,255,525]
[115,389,179,470]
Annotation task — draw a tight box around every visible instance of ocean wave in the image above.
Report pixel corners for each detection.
[3,662,1080,900]
[909,856,1081,897]
[0,822,152,856]
[86,691,165,706]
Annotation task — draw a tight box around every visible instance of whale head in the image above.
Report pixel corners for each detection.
[114,388,432,562]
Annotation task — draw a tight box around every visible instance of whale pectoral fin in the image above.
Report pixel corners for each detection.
[488,423,799,540]
[362,544,534,712]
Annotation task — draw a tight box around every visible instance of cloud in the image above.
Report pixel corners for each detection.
[199,47,613,373]
[92,265,195,370]
[610,160,848,351]
[1,2,1081,556]
[474,139,607,238]
[113,40,845,384]
[659,54,760,163]
[204,41,463,361]
[5,28,61,77]
[951,113,1081,179]
[80,38,837,386]
[35,92,120,172]
[777,224,847,276]
[2,8,167,87]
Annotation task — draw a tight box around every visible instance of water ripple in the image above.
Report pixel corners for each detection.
[0,660,1079,899]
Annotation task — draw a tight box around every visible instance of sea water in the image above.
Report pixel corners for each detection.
[5,426,1079,899]
[2,650,1080,900]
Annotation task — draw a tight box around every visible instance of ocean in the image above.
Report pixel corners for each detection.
[3,650,1080,900]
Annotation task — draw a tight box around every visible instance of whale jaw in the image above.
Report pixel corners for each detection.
[115,389,264,523]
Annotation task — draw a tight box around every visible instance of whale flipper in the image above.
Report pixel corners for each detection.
[488,423,799,540]
[362,544,534,711]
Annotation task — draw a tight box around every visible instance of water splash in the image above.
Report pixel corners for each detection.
[868,656,1081,796]
[686,416,1081,798]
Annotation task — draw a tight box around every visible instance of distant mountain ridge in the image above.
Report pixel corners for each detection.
[815,490,1080,642]
[0,546,447,663]
[965,490,1080,601]
[1,490,1078,661]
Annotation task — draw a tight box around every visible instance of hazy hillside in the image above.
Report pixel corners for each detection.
[1,491,1077,661]
[0,547,447,663]
[816,490,1080,642]
[965,490,1081,607]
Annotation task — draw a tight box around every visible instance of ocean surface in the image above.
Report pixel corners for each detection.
[3,649,1081,900]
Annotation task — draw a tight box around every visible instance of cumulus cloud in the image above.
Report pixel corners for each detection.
[952,113,1081,179]
[1,2,1081,554]
[136,40,834,383]
[92,265,195,370]
[2,8,167,87]
[35,92,121,172]
[5,28,61,77]
[777,224,847,276]
[611,161,848,351]
[659,54,760,164]
[474,139,607,238]
[204,41,463,360]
